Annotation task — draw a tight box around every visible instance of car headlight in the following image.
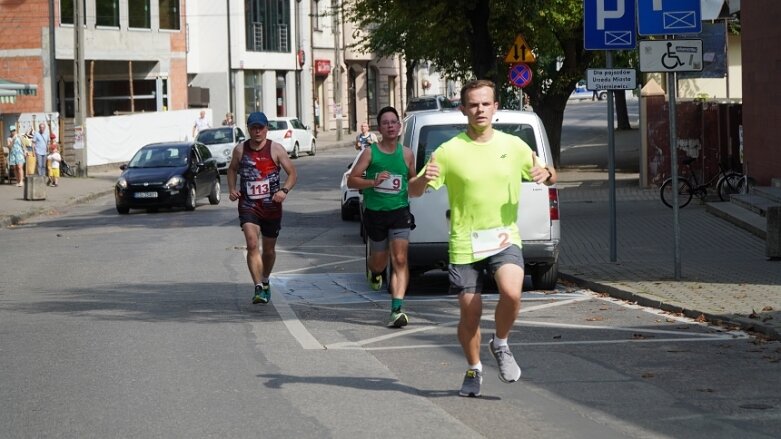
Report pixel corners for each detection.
[116,177,127,189]
[164,175,185,189]
[223,149,231,157]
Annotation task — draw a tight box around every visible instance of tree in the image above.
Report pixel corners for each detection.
[345,0,599,166]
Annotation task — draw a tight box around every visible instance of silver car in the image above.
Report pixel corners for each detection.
[195,126,245,172]
[386,110,561,290]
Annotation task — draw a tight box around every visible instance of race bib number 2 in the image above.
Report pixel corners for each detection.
[471,226,513,258]
[374,174,403,194]
[246,178,271,200]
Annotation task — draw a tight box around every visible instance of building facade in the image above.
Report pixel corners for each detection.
[1,0,188,140]
[186,0,405,135]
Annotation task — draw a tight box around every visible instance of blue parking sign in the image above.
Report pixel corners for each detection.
[584,0,636,50]
[637,0,701,36]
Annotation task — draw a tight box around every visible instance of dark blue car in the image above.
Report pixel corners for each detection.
[114,141,221,214]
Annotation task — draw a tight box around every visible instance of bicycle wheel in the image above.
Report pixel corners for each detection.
[61,162,75,177]
[737,176,756,194]
[717,173,743,201]
[660,177,693,208]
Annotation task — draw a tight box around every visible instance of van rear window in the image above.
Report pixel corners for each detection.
[415,123,538,172]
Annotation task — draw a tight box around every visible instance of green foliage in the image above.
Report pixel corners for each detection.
[344,0,631,164]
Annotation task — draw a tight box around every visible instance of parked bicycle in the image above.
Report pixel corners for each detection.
[659,157,748,208]
[60,159,76,177]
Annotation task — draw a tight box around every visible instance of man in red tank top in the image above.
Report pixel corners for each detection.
[227,112,298,304]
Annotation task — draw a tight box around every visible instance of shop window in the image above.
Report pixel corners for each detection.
[244,71,263,114]
[367,67,378,116]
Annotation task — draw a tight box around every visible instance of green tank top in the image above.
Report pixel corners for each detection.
[363,142,409,211]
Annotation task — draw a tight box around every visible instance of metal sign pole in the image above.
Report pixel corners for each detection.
[668,69,681,279]
[606,51,617,262]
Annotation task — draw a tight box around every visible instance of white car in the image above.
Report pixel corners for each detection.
[569,81,606,101]
[265,117,316,158]
[340,152,362,221]
[384,110,561,290]
[195,126,245,172]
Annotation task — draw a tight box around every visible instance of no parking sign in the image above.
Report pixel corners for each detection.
[508,63,532,88]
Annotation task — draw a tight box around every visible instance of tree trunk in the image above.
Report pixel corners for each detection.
[466,0,495,80]
[535,95,569,167]
[614,89,631,130]
[405,59,418,106]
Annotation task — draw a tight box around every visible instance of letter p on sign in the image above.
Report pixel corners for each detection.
[597,0,626,30]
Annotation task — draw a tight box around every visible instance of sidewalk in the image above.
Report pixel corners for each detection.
[1,131,779,340]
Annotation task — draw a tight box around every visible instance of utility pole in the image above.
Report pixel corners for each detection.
[73,0,88,175]
[332,0,342,140]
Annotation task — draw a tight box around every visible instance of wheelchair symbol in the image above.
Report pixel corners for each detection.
[661,42,697,70]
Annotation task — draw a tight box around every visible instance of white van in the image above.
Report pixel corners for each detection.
[372,110,561,290]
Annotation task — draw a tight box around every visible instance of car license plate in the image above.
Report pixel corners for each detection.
[134,191,158,199]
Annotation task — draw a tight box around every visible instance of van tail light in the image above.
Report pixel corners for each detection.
[549,188,559,221]
[284,130,292,139]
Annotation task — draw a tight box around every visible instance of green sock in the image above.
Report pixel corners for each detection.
[391,298,403,313]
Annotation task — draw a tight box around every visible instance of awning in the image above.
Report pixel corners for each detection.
[0,78,38,104]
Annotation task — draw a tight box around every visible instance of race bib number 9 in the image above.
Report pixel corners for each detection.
[471,226,513,258]
[246,178,271,200]
[374,174,403,194]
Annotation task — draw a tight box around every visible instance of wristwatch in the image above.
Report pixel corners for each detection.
[280,187,290,194]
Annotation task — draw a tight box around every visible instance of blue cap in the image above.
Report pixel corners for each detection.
[9,125,16,131]
[247,112,268,127]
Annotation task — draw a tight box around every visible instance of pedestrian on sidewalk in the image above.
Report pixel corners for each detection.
[227,112,297,305]
[222,112,235,127]
[192,110,210,139]
[347,106,416,328]
[7,126,25,186]
[409,79,558,397]
[33,123,49,176]
[47,135,62,187]
[354,121,378,151]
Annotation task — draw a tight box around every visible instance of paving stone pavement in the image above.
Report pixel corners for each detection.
[557,169,781,340]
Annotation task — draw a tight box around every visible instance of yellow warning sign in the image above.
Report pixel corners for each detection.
[504,35,536,64]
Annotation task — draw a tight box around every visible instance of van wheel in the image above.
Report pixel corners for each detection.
[531,261,559,291]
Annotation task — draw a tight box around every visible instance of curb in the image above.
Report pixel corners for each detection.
[559,272,780,341]
[0,188,114,228]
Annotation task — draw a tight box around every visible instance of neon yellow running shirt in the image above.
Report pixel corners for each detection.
[423,130,535,264]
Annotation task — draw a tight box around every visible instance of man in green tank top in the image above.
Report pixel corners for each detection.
[347,107,417,328]
[409,80,558,397]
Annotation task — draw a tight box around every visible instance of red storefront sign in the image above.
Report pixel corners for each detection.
[315,60,331,77]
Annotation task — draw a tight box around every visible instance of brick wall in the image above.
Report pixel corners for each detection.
[169,59,188,110]
[0,0,49,114]
[742,1,781,185]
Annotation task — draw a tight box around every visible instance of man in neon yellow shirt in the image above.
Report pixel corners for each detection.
[409,80,557,397]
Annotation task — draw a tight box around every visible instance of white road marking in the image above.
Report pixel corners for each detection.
[267,275,325,350]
